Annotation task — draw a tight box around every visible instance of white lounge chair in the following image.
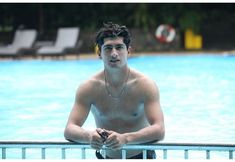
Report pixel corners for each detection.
[0,29,37,56]
[37,27,80,56]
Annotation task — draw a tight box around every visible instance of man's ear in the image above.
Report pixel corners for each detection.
[98,49,102,59]
[99,52,102,59]
[128,46,132,55]
[95,44,102,59]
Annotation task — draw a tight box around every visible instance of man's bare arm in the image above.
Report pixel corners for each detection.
[124,79,165,144]
[64,84,92,143]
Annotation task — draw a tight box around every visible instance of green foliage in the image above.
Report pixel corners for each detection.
[179,11,202,33]
[0,3,234,34]
[133,4,149,31]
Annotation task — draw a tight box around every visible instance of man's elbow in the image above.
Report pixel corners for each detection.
[64,126,72,142]
[156,125,165,141]
[159,128,165,141]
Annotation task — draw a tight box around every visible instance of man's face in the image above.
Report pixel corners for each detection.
[100,37,129,69]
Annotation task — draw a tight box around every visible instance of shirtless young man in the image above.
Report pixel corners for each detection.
[64,22,165,159]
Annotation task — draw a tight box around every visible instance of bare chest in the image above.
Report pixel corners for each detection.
[91,86,144,120]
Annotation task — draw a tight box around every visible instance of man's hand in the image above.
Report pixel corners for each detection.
[103,130,127,150]
[97,129,109,142]
[89,128,105,150]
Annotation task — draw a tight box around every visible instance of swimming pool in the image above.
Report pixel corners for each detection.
[0,54,234,158]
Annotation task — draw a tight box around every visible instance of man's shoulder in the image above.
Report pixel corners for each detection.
[78,71,104,92]
[75,71,104,102]
[131,68,155,85]
[130,68,158,93]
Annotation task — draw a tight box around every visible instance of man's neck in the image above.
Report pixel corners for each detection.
[104,66,130,86]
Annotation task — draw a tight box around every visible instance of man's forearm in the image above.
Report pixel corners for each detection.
[64,124,91,143]
[123,124,165,144]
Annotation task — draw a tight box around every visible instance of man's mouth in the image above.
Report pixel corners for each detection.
[110,60,120,63]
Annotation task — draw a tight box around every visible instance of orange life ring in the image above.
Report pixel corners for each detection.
[155,24,176,43]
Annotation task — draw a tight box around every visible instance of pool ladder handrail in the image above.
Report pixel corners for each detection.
[0,141,234,159]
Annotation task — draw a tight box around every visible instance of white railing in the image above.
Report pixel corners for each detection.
[0,141,234,159]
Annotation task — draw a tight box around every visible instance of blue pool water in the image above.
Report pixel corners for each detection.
[0,54,235,158]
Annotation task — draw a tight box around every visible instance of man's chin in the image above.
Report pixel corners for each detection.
[109,62,120,68]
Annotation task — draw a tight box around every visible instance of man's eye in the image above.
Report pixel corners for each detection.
[116,45,124,50]
[104,46,112,51]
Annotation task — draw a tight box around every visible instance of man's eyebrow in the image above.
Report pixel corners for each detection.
[116,44,125,47]
[103,43,125,47]
[103,44,113,47]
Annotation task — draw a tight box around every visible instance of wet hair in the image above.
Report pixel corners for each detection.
[95,22,131,52]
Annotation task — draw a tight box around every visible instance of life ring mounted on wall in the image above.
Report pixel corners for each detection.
[155,24,176,43]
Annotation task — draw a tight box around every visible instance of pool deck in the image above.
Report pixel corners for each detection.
[0,50,235,61]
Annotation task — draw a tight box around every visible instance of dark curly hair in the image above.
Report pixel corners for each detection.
[95,22,131,52]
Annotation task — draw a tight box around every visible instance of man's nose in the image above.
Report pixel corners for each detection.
[111,48,118,58]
